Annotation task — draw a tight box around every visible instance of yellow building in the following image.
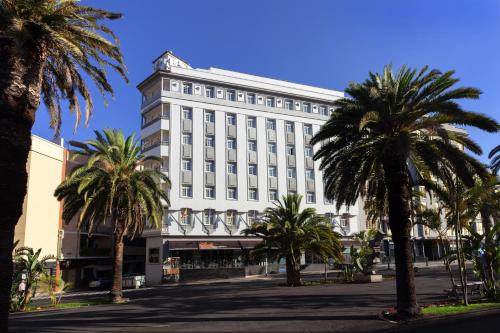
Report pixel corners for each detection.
[14,135,66,259]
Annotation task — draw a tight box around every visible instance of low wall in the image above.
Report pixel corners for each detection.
[180,268,245,282]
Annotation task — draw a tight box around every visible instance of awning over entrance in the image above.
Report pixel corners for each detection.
[167,239,263,251]
[238,240,262,249]
[167,240,199,250]
[198,241,241,250]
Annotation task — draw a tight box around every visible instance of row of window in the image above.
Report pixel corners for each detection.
[176,80,332,116]
[179,208,260,226]
[180,184,317,203]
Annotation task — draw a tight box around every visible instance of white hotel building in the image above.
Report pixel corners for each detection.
[138,51,367,284]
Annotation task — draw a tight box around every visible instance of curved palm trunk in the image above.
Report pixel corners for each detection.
[383,159,419,317]
[111,222,125,302]
[455,222,468,305]
[438,235,456,287]
[0,40,46,331]
[285,255,302,286]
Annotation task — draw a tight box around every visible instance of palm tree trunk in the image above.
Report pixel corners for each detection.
[111,223,125,303]
[455,220,468,305]
[285,255,302,286]
[0,39,47,330]
[439,235,456,287]
[383,159,419,317]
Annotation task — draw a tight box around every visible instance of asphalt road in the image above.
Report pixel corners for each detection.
[9,268,500,333]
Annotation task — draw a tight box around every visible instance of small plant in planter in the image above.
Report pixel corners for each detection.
[348,229,383,282]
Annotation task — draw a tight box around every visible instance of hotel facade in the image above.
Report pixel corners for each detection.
[138,51,367,284]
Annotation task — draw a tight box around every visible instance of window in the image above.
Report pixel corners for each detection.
[248,164,257,175]
[319,105,328,116]
[227,163,237,174]
[284,99,293,110]
[247,93,256,104]
[227,114,236,125]
[248,140,257,151]
[268,190,278,201]
[182,107,192,119]
[227,90,236,101]
[305,146,313,158]
[183,83,192,94]
[227,138,237,149]
[268,143,277,153]
[303,124,313,135]
[286,145,295,155]
[268,166,277,177]
[180,208,192,224]
[306,192,316,203]
[340,216,349,228]
[182,134,192,145]
[306,169,315,180]
[182,159,192,171]
[227,188,237,200]
[248,210,259,224]
[266,119,276,130]
[285,122,294,133]
[205,161,215,172]
[203,209,215,224]
[247,117,256,128]
[204,187,215,199]
[205,136,214,147]
[249,189,258,200]
[205,86,215,98]
[266,96,275,107]
[204,111,215,123]
[181,186,192,198]
[303,102,311,113]
[287,168,296,178]
[148,248,160,264]
[226,210,237,224]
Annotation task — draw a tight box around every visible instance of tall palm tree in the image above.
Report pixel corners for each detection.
[311,65,498,316]
[0,1,126,327]
[242,194,342,286]
[489,145,500,174]
[55,129,169,302]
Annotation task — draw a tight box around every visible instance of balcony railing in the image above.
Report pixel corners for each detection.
[142,139,169,152]
[141,116,169,129]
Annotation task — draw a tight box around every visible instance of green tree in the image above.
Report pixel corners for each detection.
[55,129,169,302]
[11,247,55,311]
[489,145,500,174]
[242,194,343,286]
[415,208,456,288]
[311,65,498,316]
[466,175,500,286]
[0,1,127,327]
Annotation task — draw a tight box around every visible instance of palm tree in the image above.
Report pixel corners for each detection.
[12,247,55,311]
[489,145,500,174]
[311,65,498,316]
[0,1,127,327]
[415,208,456,287]
[464,175,500,292]
[55,129,169,302]
[242,194,343,286]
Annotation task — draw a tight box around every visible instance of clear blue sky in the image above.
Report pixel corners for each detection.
[32,0,499,163]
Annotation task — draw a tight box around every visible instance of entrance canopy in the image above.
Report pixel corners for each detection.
[167,240,262,251]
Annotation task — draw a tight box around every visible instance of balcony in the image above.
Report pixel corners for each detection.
[142,140,169,153]
[141,116,168,129]
[141,91,161,108]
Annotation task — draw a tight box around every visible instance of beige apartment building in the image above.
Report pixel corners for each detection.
[14,135,66,260]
